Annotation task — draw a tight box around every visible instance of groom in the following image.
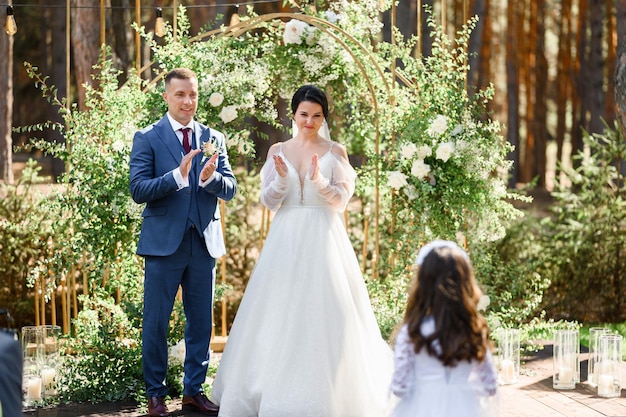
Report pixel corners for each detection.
[130,68,237,416]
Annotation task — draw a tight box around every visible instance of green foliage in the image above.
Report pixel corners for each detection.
[17,2,534,403]
[538,123,626,322]
[472,217,551,328]
[56,296,144,403]
[0,160,54,327]
[215,168,262,334]
[375,12,528,281]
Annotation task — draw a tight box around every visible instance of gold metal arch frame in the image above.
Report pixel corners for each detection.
[141,11,417,280]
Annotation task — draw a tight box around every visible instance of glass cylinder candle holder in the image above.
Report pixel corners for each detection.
[596,334,622,398]
[587,327,611,386]
[23,373,42,407]
[497,328,520,385]
[21,326,44,368]
[553,329,578,390]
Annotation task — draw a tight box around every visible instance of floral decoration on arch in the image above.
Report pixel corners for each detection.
[382,15,527,251]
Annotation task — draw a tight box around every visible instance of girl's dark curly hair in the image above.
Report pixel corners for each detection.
[404,245,491,366]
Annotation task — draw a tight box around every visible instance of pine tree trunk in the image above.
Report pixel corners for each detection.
[0,26,14,183]
[533,0,548,188]
[506,2,520,187]
[588,0,606,135]
[71,0,101,110]
[605,0,616,126]
[615,0,626,129]
[555,0,573,170]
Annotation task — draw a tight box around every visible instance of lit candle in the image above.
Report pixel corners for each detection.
[41,367,56,389]
[26,376,42,402]
[500,359,516,384]
[558,367,574,385]
[597,374,614,396]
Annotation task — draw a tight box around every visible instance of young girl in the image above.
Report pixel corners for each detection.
[390,240,498,417]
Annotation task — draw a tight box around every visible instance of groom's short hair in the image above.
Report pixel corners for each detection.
[165,68,197,87]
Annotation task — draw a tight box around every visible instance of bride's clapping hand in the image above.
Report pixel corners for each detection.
[273,154,288,177]
[309,154,319,180]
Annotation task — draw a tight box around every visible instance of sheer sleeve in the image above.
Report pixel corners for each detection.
[309,151,356,212]
[260,158,290,211]
[390,324,416,398]
[474,350,498,396]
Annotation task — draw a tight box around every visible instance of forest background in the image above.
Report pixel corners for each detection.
[1,0,624,188]
[0,0,624,358]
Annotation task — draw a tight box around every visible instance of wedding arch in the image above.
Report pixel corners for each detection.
[25,1,524,341]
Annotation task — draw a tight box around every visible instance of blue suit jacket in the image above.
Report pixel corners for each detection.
[129,116,237,257]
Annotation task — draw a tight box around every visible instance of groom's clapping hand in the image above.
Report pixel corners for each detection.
[180,149,201,179]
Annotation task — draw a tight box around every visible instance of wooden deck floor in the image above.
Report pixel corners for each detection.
[500,343,626,417]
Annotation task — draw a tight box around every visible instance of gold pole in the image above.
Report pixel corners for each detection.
[100,0,105,46]
[417,0,422,58]
[220,200,227,337]
[61,277,68,333]
[441,0,446,34]
[40,278,46,325]
[34,279,40,326]
[361,205,369,274]
[50,277,57,326]
[135,0,140,74]
[66,272,71,332]
[173,0,178,40]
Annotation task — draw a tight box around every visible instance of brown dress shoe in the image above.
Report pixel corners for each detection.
[148,396,169,417]
[182,392,219,415]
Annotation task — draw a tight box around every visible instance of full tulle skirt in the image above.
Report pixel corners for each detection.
[211,205,395,417]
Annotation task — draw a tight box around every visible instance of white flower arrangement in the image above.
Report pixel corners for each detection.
[208,92,224,107]
[427,114,448,137]
[435,142,454,162]
[168,340,186,365]
[219,105,238,123]
[411,159,431,178]
[387,170,408,190]
[283,19,310,45]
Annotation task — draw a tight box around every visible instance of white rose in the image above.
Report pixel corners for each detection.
[435,142,454,162]
[427,114,448,137]
[219,105,238,123]
[416,145,432,159]
[209,92,224,107]
[451,124,463,136]
[112,140,125,152]
[241,91,255,108]
[400,143,417,160]
[283,19,309,45]
[411,159,431,178]
[403,184,418,200]
[168,340,186,364]
[325,10,339,23]
[387,171,408,190]
[477,294,490,311]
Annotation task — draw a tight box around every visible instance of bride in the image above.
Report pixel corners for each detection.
[210,85,395,417]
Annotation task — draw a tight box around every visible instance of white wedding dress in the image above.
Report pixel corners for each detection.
[390,320,499,417]
[210,142,395,417]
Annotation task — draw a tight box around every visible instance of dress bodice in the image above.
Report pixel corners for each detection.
[260,141,357,213]
[280,150,335,207]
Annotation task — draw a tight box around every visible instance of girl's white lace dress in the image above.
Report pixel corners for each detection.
[210,143,395,417]
[390,319,498,417]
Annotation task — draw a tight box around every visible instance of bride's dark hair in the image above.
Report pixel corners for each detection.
[404,246,491,367]
[291,85,329,119]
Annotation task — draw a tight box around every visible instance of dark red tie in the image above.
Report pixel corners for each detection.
[181,128,192,154]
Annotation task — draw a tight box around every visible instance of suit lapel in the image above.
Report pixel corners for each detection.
[154,117,184,162]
